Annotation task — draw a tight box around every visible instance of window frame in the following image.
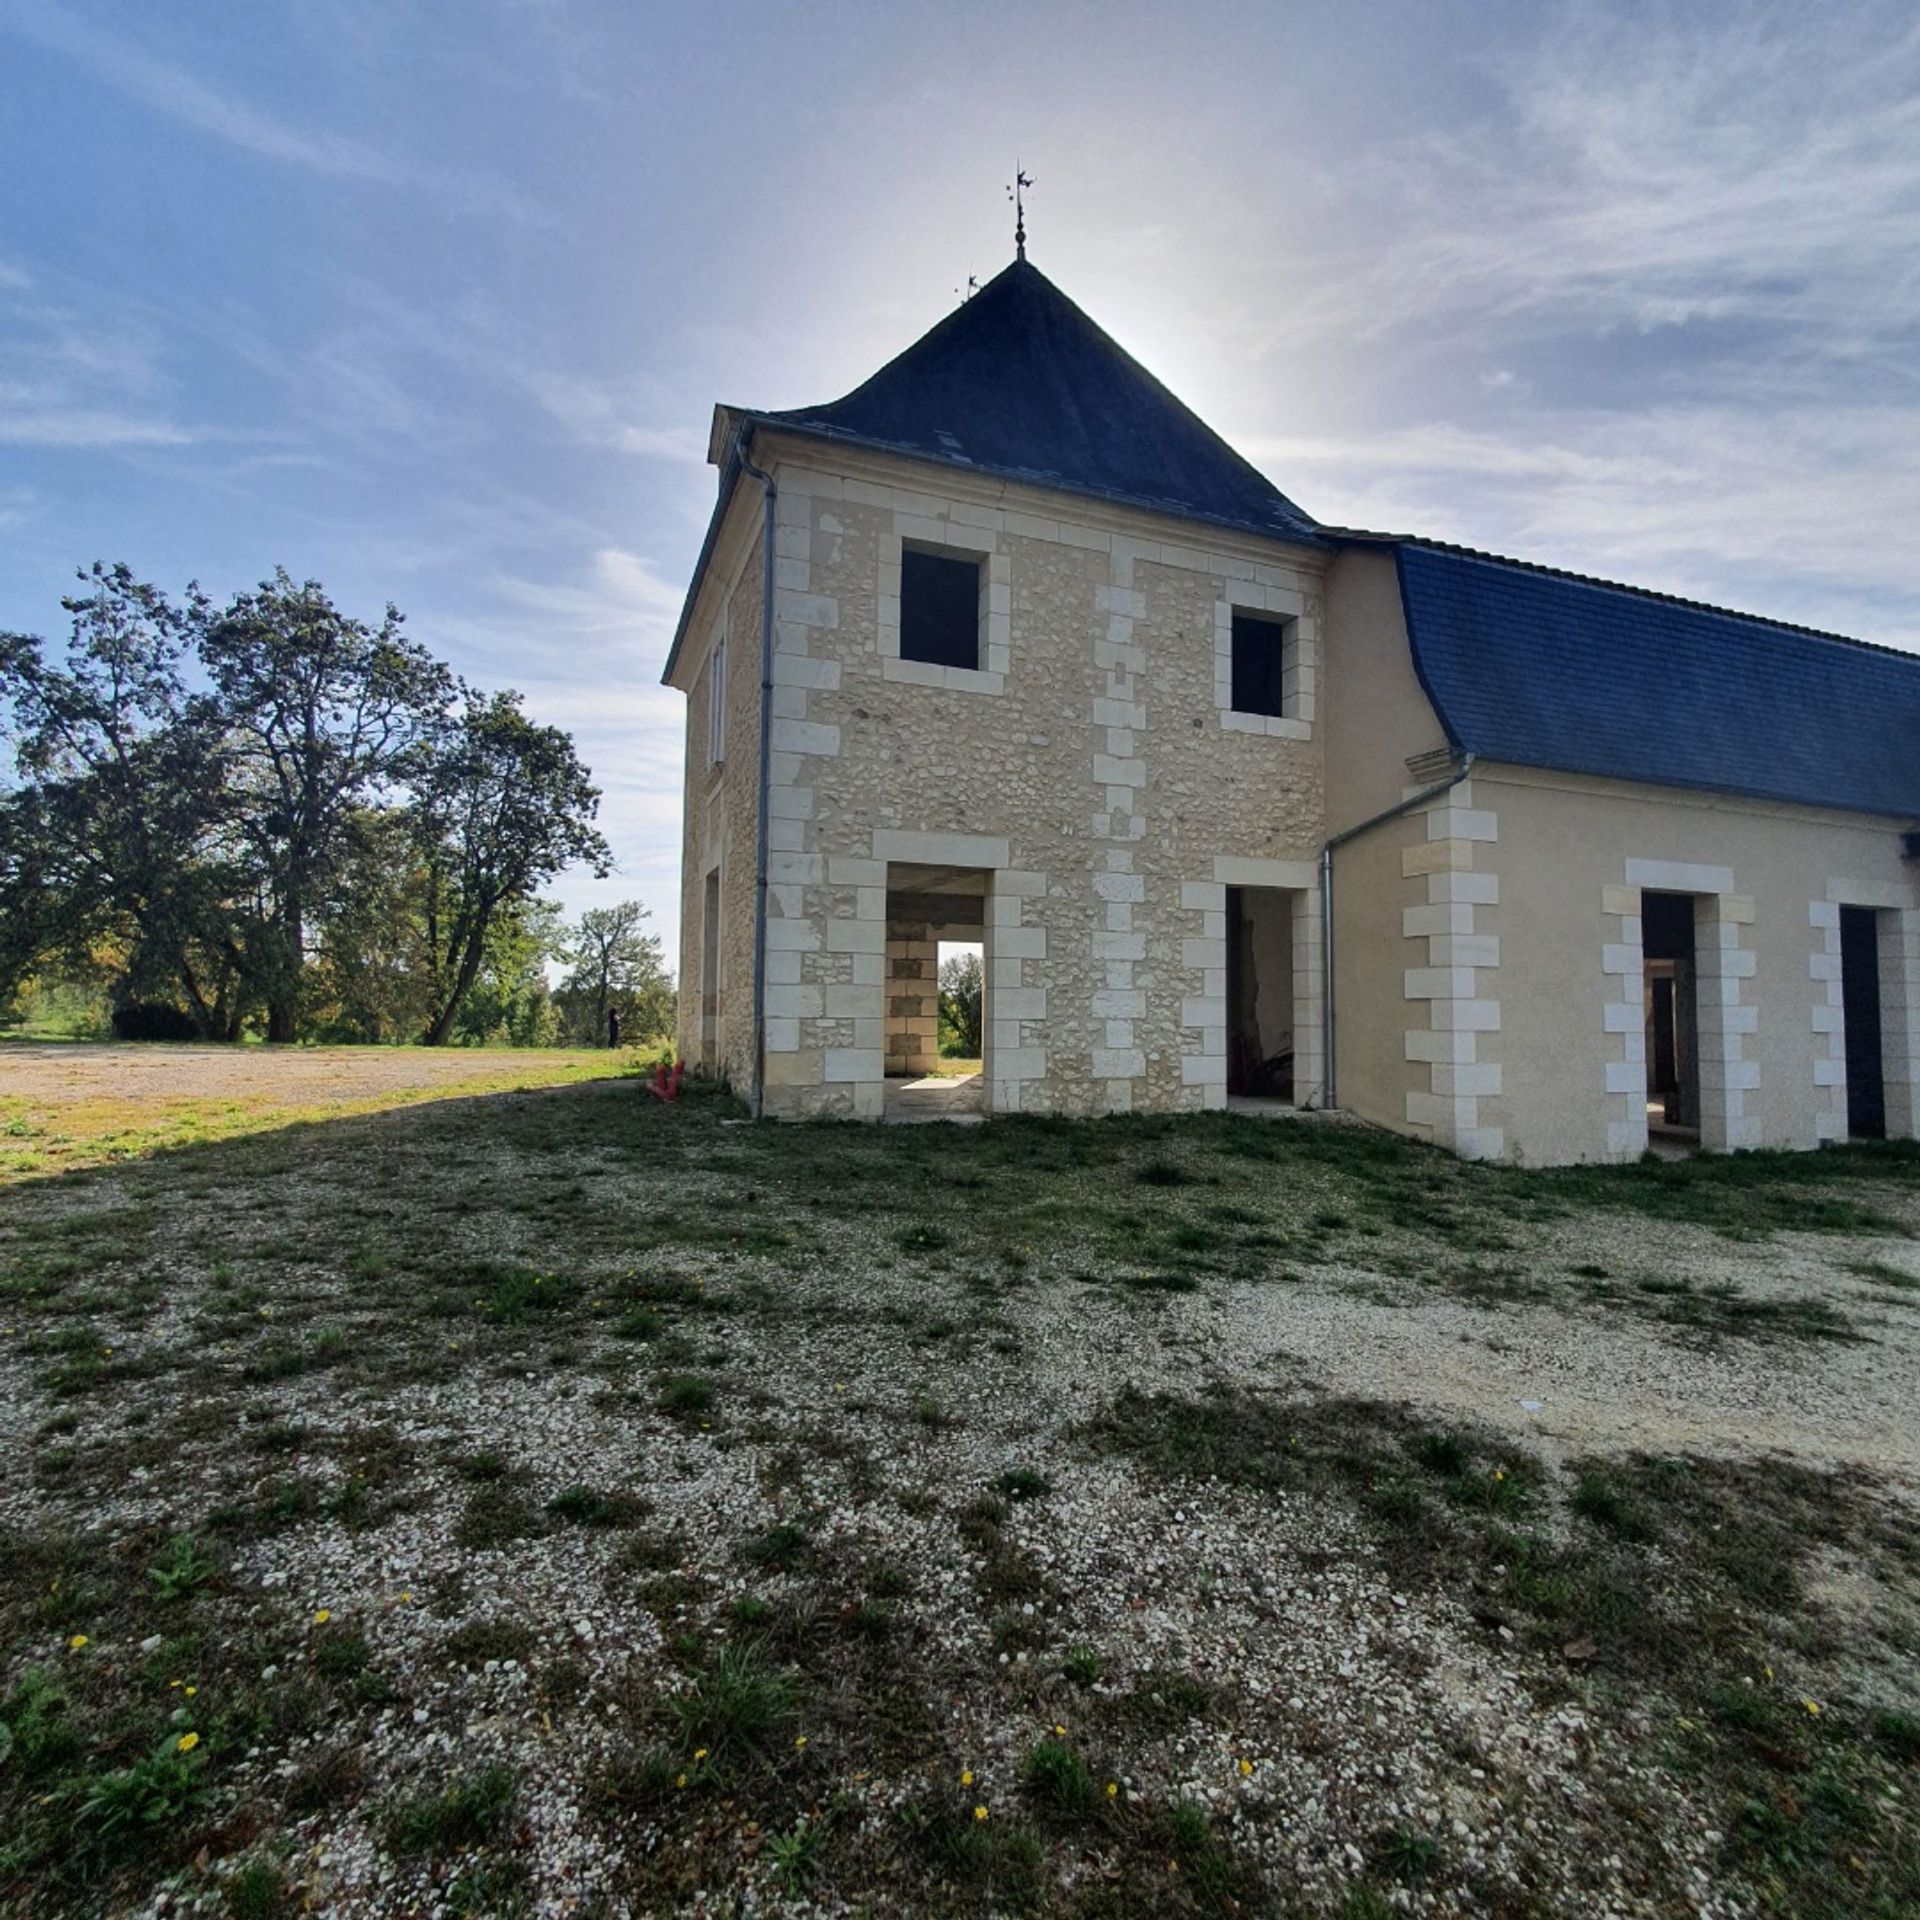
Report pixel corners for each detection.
[898,543,986,671]
[706,634,727,768]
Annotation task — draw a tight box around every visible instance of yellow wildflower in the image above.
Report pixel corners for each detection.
[184,1685,196,1698]
[1105,1782,1119,1799]
[1238,1758,1253,1778]
[675,1772,688,1789]
[960,1769,974,1787]
[176,1732,199,1753]
[1053,1723,1067,1736]
[1804,1699,1823,1717]
[794,1735,808,1749]
[68,1634,88,1651]
[974,1805,989,1822]
[313,1608,331,1625]
[694,1748,709,1762]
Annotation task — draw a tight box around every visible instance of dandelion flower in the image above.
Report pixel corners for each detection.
[675,1773,688,1789]
[1053,1723,1066,1736]
[794,1735,808,1749]
[313,1608,331,1625]
[1238,1758,1253,1778]
[1804,1699,1823,1717]
[1106,1782,1119,1798]
[960,1769,974,1787]
[974,1805,989,1822]
[694,1748,709,1762]
[184,1685,197,1697]
[68,1634,88,1651]
[177,1731,199,1753]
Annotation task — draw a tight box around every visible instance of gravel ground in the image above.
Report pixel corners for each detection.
[1,1072,1915,1917]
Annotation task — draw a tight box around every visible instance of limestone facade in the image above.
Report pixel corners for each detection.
[670,441,1920,1161]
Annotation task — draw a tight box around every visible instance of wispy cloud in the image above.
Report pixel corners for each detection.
[4,2,549,225]
[0,402,191,448]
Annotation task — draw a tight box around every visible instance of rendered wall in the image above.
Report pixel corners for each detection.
[1478,767,1920,1163]
[672,499,765,1090]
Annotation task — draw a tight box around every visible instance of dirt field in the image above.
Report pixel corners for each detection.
[0,1063,1916,1917]
[0,1041,631,1182]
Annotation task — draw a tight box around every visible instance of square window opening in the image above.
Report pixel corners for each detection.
[900,545,984,670]
[1230,609,1296,719]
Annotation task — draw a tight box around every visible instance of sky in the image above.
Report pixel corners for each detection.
[3,0,1918,967]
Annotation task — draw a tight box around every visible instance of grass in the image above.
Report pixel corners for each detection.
[1089,1382,1920,1915]
[384,1764,517,1855]
[0,1045,632,1185]
[1,1059,1916,1916]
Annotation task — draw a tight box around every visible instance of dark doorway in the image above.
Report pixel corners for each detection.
[1841,905,1887,1140]
[700,869,721,1068]
[1225,887,1296,1099]
[1642,891,1700,1133]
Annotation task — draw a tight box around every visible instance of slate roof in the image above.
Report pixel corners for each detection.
[1394,541,1920,820]
[757,258,1321,544]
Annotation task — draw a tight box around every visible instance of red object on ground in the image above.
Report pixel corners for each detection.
[647,1059,686,1103]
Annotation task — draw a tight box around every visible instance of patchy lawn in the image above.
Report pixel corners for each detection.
[0,1042,633,1183]
[0,1068,1916,1917]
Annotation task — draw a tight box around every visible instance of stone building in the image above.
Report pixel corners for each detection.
[663,254,1920,1163]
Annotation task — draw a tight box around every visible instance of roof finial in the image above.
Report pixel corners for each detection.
[1008,166,1033,261]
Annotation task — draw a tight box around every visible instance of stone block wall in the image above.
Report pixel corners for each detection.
[736,438,1327,1120]
[884,919,939,1076]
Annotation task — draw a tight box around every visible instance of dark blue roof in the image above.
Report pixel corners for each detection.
[1396,542,1920,819]
[760,259,1320,544]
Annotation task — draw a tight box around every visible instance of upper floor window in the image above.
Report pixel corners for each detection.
[1230,609,1297,719]
[707,636,727,765]
[900,545,983,670]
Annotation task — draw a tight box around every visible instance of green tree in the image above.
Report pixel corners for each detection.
[557,899,674,1046]
[413,689,611,1046]
[198,570,451,1042]
[0,565,237,1034]
[938,948,983,1058]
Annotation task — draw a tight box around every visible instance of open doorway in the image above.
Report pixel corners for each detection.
[1642,891,1699,1135]
[1841,905,1887,1140]
[699,868,721,1069]
[883,863,988,1121]
[1225,886,1297,1101]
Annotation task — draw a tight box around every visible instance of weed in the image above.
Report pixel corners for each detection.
[223,1857,289,1918]
[670,1639,797,1760]
[893,1222,949,1254]
[80,1733,208,1841]
[1022,1736,1096,1819]
[1373,1826,1440,1884]
[741,1523,811,1571]
[1061,1643,1102,1688]
[453,1486,546,1551]
[656,1373,717,1420]
[149,1533,217,1603]
[547,1485,644,1528]
[444,1619,536,1666]
[385,1764,517,1855]
[766,1819,823,1893]
[997,1465,1051,1502]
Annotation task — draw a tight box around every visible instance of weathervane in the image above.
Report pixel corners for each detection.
[1008,166,1034,261]
[955,273,980,304]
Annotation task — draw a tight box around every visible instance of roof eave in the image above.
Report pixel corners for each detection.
[735,411,1331,552]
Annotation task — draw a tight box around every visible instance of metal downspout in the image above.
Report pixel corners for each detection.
[736,438,777,1120]
[1318,752,1476,1111]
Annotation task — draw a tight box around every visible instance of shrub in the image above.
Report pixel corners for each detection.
[111,1002,200,1042]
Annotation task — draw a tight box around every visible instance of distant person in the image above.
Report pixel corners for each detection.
[607,1008,620,1050]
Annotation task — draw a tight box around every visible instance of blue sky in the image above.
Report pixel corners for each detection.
[4,0,1918,964]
